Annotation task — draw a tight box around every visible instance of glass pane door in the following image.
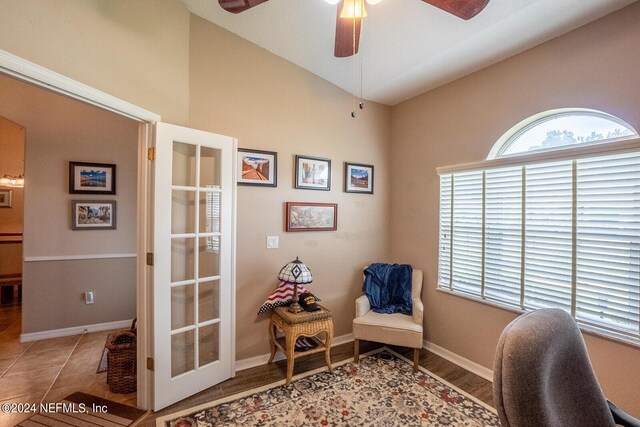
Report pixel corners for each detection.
[170,142,222,378]
[153,122,235,411]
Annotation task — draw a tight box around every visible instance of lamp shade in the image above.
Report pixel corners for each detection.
[278,257,313,285]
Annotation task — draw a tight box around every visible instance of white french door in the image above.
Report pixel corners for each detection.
[153,122,236,410]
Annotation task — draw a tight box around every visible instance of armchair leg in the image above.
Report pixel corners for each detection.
[413,348,420,373]
[354,339,360,364]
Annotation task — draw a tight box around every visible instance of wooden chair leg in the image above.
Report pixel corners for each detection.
[354,339,360,363]
[413,348,420,373]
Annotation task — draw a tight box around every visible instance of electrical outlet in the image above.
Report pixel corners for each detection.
[85,291,94,304]
[266,236,279,249]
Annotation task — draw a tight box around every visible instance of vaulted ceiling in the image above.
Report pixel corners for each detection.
[183,0,637,105]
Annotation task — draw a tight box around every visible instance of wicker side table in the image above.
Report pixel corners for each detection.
[268,305,334,385]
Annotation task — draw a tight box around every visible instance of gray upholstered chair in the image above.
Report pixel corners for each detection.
[493,308,640,427]
[352,269,424,372]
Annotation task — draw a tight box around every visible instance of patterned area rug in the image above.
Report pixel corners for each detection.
[157,348,499,426]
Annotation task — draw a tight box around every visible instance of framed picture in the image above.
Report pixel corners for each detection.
[71,200,117,230]
[345,162,374,194]
[295,155,331,191]
[69,161,116,195]
[237,148,277,187]
[286,202,337,232]
[0,190,12,208]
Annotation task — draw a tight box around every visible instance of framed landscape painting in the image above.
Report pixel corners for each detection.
[69,161,116,195]
[0,190,12,208]
[71,200,117,230]
[237,148,277,187]
[286,202,337,232]
[295,155,331,191]
[345,162,374,194]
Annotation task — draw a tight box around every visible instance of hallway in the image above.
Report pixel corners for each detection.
[0,305,137,426]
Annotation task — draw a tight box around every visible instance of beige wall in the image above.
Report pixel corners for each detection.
[0,116,25,275]
[0,0,190,125]
[0,74,139,333]
[390,2,640,416]
[188,16,392,360]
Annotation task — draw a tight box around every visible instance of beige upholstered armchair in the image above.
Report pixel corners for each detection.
[352,269,424,372]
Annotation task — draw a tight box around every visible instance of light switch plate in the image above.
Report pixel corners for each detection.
[266,236,279,249]
[85,291,94,304]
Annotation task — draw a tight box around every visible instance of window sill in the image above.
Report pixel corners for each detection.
[436,286,640,349]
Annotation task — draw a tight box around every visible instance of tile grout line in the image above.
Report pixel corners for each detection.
[0,318,20,339]
[40,332,85,404]
[0,341,35,380]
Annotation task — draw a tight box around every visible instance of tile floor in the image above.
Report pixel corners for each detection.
[0,304,136,426]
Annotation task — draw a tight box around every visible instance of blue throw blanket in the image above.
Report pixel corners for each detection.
[363,263,413,315]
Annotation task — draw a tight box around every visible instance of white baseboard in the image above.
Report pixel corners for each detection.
[423,340,494,382]
[20,319,134,343]
[235,333,354,373]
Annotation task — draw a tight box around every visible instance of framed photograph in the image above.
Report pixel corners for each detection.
[286,202,337,232]
[345,162,374,194]
[69,161,116,195]
[295,155,331,191]
[237,148,277,187]
[71,200,117,230]
[0,190,12,208]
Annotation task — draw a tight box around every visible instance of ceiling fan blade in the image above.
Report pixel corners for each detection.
[334,1,362,58]
[423,0,490,20]
[218,0,270,14]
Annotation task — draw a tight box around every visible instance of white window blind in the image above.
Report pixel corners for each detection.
[451,171,483,295]
[484,166,522,304]
[438,175,452,286]
[438,151,640,343]
[575,152,640,336]
[524,161,573,312]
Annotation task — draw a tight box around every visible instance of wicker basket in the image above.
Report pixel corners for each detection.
[106,331,137,394]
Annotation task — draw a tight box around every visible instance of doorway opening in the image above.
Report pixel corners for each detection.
[0,72,142,424]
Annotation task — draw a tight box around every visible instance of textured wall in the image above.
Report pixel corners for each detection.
[390,3,640,416]
[0,74,138,333]
[188,16,393,360]
[0,0,190,125]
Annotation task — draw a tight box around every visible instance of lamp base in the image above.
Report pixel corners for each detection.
[288,302,303,313]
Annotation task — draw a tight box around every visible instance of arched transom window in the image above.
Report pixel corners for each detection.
[488,109,638,159]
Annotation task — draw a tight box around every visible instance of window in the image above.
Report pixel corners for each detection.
[438,109,640,344]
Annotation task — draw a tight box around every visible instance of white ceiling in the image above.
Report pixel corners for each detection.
[182,0,637,106]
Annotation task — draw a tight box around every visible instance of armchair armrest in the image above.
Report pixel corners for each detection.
[608,400,640,427]
[412,297,424,325]
[355,295,370,318]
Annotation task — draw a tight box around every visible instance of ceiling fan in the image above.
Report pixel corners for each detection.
[218,0,490,57]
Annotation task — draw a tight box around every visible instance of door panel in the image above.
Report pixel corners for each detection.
[153,122,236,410]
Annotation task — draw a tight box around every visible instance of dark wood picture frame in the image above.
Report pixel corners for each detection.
[285,202,338,232]
[71,200,117,230]
[295,155,331,191]
[344,162,374,194]
[69,161,116,195]
[237,148,278,187]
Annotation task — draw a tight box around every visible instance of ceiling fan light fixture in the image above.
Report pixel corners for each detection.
[340,0,367,18]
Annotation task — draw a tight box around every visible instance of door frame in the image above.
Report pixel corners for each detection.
[0,49,159,409]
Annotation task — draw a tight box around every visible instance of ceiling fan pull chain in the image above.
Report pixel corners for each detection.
[359,48,364,110]
[351,14,357,118]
